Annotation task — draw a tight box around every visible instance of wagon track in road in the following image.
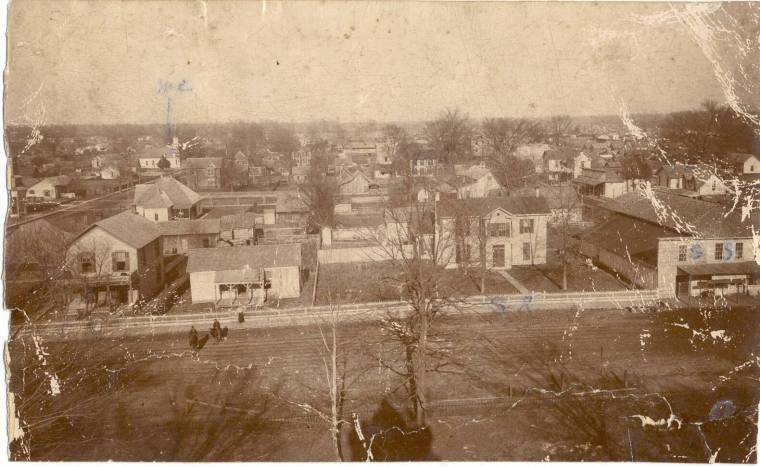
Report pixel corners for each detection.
[10,306,746,458]
[46,310,728,407]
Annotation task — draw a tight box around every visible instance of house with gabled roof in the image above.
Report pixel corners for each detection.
[574,166,629,198]
[25,175,72,202]
[183,157,224,191]
[543,148,590,182]
[723,153,760,175]
[138,144,181,170]
[66,210,165,308]
[435,196,550,270]
[338,168,373,195]
[134,176,203,222]
[186,244,303,305]
[450,165,503,199]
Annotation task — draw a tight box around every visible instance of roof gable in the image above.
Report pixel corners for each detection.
[437,196,550,218]
[134,177,202,209]
[71,210,162,249]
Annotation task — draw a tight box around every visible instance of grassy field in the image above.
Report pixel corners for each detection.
[9,305,758,461]
[509,248,628,293]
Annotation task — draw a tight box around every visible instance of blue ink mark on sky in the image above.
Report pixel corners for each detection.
[158,79,193,94]
[165,96,172,139]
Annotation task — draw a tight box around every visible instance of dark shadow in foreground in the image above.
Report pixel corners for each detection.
[348,398,437,461]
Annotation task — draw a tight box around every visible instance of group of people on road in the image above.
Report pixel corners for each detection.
[189,319,229,352]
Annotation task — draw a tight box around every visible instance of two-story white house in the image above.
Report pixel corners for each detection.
[543,149,591,182]
[435,196,550,270]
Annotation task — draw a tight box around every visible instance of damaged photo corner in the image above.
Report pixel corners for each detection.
[1,0,759,463]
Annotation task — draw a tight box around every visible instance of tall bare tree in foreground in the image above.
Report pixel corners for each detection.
[552,182,583,291]
[363,200,459,426]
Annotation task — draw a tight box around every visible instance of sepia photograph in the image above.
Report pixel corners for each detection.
[2,0,759,462]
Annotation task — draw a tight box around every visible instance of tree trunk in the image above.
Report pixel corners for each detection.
[562,259,568,291]
[415,305,429,427]
[480,243,487,294]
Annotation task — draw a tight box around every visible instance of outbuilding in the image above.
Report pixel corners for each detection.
[186,244,303,305]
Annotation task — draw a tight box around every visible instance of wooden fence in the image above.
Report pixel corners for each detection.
[17,288,665,340]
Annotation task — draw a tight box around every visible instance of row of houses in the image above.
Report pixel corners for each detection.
[60,176,311,311]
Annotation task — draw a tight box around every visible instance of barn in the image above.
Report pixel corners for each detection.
[186,244,302,305]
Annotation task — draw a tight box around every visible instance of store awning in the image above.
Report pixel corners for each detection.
[574,176,604,186]
[678,261,760,277]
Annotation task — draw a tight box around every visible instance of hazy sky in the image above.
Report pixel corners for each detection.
[4,1,755,125]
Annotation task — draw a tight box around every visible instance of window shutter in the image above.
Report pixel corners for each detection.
[124,252,130,271]
[112,252,118,272]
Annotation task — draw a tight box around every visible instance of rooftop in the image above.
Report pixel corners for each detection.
[437,196,550,218]
[90,210,162,248]
[183,157,224,169]
[134,176,202,209]
[603,189,757,238]
[187,243,302,272]
[157,219,221,236]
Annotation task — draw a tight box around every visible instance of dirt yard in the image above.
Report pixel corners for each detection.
[315,261,518,305]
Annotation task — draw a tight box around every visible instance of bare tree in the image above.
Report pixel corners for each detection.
[67,237,116,314]
[481,117,542,188]
[424,107,473,164]
[547,115,573,145]
[452,206,489,294]
[359,200,460,426]
[298,166,338,233]
[382,124,407,164]
[553,182,582,290]
[482,117,542,159]
[659,100,754,161]
[5,222,73,324]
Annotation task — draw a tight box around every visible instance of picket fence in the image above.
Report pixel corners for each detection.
[18,288,665,339]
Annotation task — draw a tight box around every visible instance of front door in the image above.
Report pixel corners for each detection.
[493,245,505,268]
